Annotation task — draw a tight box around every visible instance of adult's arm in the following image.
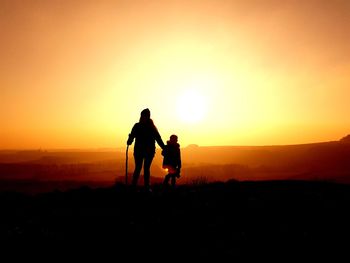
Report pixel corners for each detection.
[153,127,165,149]
[127,124,137,145]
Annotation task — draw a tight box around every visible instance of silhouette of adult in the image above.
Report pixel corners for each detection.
[127,108,165,190]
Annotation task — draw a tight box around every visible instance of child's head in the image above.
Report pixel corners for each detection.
[169,134,178,143]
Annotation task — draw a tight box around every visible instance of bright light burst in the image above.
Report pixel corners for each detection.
[176,89,208,124]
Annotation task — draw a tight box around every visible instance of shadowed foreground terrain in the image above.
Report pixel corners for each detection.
[1,181,349,260]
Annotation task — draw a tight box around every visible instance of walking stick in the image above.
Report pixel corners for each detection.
[125,145,129,185]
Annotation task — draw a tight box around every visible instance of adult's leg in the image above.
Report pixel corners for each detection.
[143,155,154,189]
[132,155,143,187]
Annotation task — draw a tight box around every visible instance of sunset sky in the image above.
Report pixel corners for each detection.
[1,0,349,149]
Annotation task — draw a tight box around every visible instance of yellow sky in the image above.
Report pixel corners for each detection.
[1,0,349,149]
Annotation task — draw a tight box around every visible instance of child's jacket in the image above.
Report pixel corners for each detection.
[162,141,181,174]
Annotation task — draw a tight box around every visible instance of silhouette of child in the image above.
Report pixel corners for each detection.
[162,134,182,187]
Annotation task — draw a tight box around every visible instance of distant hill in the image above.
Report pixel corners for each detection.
[0,150,123,163]
[1,138,350,193]
[340,134,350,143]
[179,140,350,184]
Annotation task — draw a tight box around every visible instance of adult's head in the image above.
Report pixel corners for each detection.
[139,108,151,123]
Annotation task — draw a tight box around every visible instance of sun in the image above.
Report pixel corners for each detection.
[176,89,208,123]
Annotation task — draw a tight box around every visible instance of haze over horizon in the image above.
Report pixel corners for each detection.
[0,137,347,151]
[1,0,350,149]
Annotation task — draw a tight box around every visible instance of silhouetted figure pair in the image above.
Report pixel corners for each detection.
[162,134,182,188]
[127,108,165,191]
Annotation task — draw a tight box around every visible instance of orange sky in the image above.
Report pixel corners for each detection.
[1,0,349,149]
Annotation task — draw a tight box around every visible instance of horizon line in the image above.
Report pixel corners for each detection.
[0,139,341,152]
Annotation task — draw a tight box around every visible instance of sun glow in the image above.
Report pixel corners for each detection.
[2,1,350,149]
[176,89,208,124]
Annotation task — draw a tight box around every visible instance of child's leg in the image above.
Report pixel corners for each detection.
[171,175,176,187]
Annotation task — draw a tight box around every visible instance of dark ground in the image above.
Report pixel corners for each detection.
[1,180,349,260]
